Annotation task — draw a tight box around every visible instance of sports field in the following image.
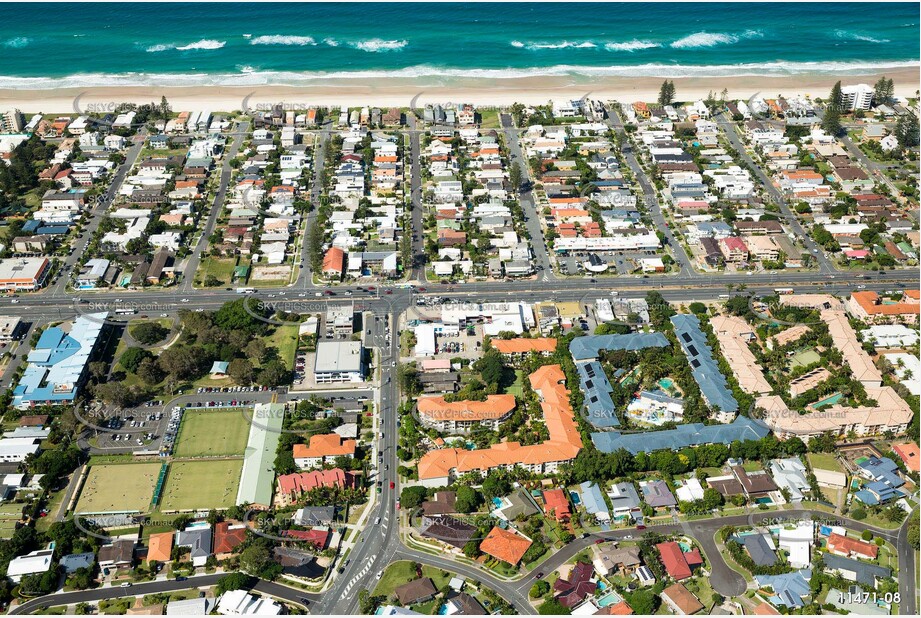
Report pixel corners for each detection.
[0,503,23,538]
[75,463,161,514]
[173,409,250,457]
[159,460,243,511]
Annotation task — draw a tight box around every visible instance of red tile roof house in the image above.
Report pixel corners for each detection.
[826,533,879,560]
[657,541,692,580]
[274,468,356,507]
[542,489,572,521]
[213,521,247,558]
[719,236,749,262]
[554,562,597,608]
[284,528,331,549]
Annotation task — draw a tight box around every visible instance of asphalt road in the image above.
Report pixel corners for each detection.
[296,121,331,288]
[713,112,834,274]
[180,121,250,292]
[500,112,555,280]
[605,104,695,277]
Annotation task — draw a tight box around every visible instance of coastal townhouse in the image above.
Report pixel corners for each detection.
[416,394,516,433]
[293,434,357,469]
[416,365,581,487]
[490,337,557,364]
[846,290,920,323]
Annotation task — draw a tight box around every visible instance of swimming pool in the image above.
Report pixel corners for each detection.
[658,378,675,390]
[812,392,843,409]
[492,497,503,509]
[756,497,773,505]
[596,591,623,608]
[570,491,581,506]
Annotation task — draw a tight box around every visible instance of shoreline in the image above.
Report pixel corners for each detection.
[1,67,918,112]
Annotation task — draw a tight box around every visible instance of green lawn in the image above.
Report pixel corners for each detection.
[195,257,239,288]
[159,460,243,512]
[173,409,250,457]
[75,463,162,515]
[788,349,821,369]
[505,370,525,397]
[373,560,453,602]
[263,324,299,371]
[807,452,844,472]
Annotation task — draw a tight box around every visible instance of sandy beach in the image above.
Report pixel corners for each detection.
[1,67,918,113]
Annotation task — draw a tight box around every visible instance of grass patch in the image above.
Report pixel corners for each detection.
[263,324,299,371]
[75,463,162,515]
[173,409,250,457]
[372,560,453,601]
[195,257,239,288]
[504,370,525,398]
[159,460,242,512]
[807,452,844,472]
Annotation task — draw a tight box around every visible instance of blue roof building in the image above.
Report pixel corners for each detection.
[854,456,905,505]
[823,554,891,587]
[591,415,770,454]
[671,314,738,413]
[579,481,611,522]
[754,569,812,608]
[576,361,619,428]
[13,313,107,409]
[569,332,668,361]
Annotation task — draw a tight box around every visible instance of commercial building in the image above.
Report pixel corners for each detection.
[0,257,51,291]
[313,340,365,383]
[13,313,108,408]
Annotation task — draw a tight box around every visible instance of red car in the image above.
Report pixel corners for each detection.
[417,287,426,292]
[389,481,395,489]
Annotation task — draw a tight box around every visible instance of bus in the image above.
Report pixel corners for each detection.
[236,287,257,294]
[115,308,137,315]
[774,288,795,295]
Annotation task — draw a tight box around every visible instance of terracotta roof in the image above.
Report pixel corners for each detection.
[850,291,920,316]
[293,434,356,460]
[753,601,781,615]
[213,522,246,555]
[491,338,558,354]
[284,528,330,548]
[827,533,878,559]
[600,600,634,615]
[542,489,571,519]
[479,527,532,565]
[657,541,692,580]
[417,365,581,481]
[892,442,920,472]
[662,583,703,615]
[322,247,345,274]
[417,394,516,422]
[146,532,173,563]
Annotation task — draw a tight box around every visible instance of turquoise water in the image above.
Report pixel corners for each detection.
[570,491,581,505]
[756,497,773,504]
[0,2,916,87]
[659,378,675,390]
[597,591,622,608]
[813,393,844,409]
[492,497,503,509]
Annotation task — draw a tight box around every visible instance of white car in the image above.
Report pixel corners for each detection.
[180,299,190,303]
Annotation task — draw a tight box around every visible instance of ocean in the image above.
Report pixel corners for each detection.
[0,2,917,88]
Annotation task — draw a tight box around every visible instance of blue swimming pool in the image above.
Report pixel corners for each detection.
[492,497,503,509]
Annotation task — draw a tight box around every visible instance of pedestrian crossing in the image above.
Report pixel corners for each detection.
[339,553,377,600]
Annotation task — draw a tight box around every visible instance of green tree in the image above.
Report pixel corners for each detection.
[658,80,676,106]
[895,112,920,148]
[822,81,843,136]
[120,347,152,373]
[873,76,894,105]
[454,486,483,513]
[228,358,255,385]
[400,486,429,510]
[530,580,551,598]
[216,573,254,594]
[509,162,522,191]
[257,360,290,387]
[131,322,169,345]
[539,599,571,615]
